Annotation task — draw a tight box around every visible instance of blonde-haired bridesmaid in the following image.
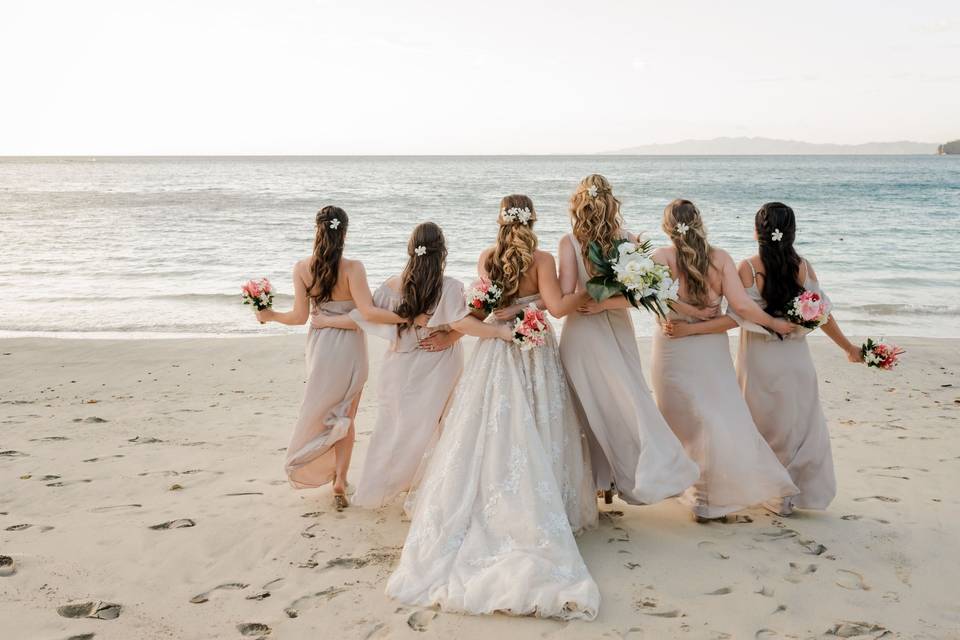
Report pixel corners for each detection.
[318,221,512,510]
[649,199,799,521]
[663,202,862,515]
[558,174,700,505]
[256,206,405,510]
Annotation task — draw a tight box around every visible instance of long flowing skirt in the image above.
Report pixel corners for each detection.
[560,309,700,505]
[385,336,599,620]
[650,331,798,518]
[737,331,836,509]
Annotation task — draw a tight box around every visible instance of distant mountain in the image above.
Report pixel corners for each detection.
[604,136,937,155]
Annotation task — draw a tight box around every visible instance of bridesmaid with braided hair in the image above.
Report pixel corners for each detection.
[648,199,799,521]
[662,202,862,515]
[255,206,406,509]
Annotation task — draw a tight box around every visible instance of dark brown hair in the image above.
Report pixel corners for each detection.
[483,194,538,307]
[395,222,447,331]
[755,202,802,314]
[307,206,348,308]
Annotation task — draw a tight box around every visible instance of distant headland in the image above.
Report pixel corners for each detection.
[603,136,940,155]
[937,140,960,155]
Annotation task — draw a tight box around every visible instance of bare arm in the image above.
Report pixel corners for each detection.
[804,261,861,362]
[310,311,360,331]
[558,235,580,296]
[717,250,794,334]
[535,252,587,318]
[256,262,310,325]
[663,315,738,338]
[347,262,406,325]
[449,314,513,341]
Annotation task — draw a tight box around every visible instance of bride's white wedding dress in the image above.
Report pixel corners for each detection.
[385,308,599,620]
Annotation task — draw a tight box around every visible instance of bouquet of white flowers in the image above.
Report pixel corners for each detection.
[586,237,679,319]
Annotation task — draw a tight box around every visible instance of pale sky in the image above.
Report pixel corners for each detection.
[1,0,957,154]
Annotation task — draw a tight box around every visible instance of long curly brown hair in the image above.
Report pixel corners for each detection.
[662,199,714,307]
[483,194,538,307]
[569,174,623,274]
[395,222,448,332]
[307,206,348,308]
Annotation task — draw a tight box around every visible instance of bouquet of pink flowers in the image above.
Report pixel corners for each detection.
[466,278,503,316]
[861,338,905,370]
[512,304,548,351]
[784,289,831,329]
[241,278,274,311]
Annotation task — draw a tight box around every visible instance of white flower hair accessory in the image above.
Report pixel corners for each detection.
[771,228,784,242]
[587,185,599,198]
[501,206,533,225]
[414,245,427,257]
[675,222,690,236]
[329,218,341,230]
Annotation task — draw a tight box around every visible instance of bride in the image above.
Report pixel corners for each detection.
[385,195,599,620]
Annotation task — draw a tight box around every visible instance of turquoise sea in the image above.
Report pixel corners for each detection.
[1,155,957,338]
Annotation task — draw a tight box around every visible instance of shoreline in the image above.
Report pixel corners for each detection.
[2,336,957,639]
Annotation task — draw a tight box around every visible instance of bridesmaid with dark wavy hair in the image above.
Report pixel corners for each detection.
[256,206,405,509]
[317,221,514,510]
[663,202,861,515]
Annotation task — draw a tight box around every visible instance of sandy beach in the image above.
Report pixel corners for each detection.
[1,335,958,640]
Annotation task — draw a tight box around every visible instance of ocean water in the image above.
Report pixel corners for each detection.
[1,155,957,339]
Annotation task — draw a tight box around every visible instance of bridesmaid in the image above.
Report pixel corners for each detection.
[318,221,512,510]
[557,174,700,505]
[256,206,405,510]
[663,202,862,515]
[648,199,799,521]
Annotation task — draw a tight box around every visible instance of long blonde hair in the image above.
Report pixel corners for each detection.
[569,174,623,274]
[662,199,713,306]
[483,194,538,307]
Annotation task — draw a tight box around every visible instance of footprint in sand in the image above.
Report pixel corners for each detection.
[245,578,284,601]
[57,601,122,620]
[853,496,900,503]
[840,514,890,524]
[0,555,15,577]
[6,523,54,532]
[0,450,27,458]
[83,455,124,463]
[149,519,196,530]
[301,511,325,518]
[825,621,889,638]
[301,523,321,539]
[30,435,69,442]
[91,504,141,513]
[65,634,96,640]
[798,539,827,555]
[645,609,682,618]
[407,610,437,631]
[237,622,271,637]
[755,585,775,597]
[697,541,729,560]
[127,435,162,444]
[754,630,778,639]
[705,587,732,596]
[284,586,346,617]
[754,528,799,542]
[222,492,264,497]
[607,525,630,543]
[785,562,818,583]
[190,583,249,604]
[835,569,870,591]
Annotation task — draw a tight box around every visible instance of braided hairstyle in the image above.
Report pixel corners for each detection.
[662,199,713,307]
[569,174,623,275]
[395,222,448,331]
[307,206,348,308]
[755,202,802,314]
[483,194,538,307]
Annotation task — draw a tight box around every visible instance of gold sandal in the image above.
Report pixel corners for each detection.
[334,493,349,511]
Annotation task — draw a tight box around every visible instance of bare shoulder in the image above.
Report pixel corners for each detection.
[384,275,402,291]
[650,245,673,262]
[294,257,313,277]
[737,256,758,287]
[341,257,365,273]
[558,234,574,251]
[534,249,557,265]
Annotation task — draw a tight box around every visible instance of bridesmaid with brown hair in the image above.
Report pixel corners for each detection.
[318,221,514,510]
[649,199,799,521]
[557,174,700,506]
[255,206,405,509]
[662,202,862,515]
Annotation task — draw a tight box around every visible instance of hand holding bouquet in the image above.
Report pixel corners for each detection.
[586,237,679,319]
[861,338,905,370]
[512,304,548,351]
[242,278,274,324]
[466,278,503,317]
[784,290,831,328]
